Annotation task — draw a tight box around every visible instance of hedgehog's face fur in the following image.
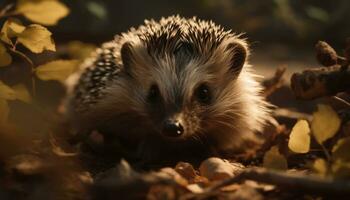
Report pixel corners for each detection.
[115,23,252,141]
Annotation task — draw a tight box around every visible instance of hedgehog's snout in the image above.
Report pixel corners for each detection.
[161,119,184,137]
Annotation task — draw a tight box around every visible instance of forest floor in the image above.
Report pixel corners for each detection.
[1,41,350,200]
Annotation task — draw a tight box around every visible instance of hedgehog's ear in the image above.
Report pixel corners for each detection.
[121,42,134,76]
[226,42,247,74]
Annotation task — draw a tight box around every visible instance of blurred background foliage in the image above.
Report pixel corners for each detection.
[17,0,349,47]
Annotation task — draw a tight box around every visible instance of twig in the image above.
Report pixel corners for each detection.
[333,96,350,107]
[192,168,350,199]
[8,48,34,66]
[0,3,14,19]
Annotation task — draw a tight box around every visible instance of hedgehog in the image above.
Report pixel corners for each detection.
[65,16,271,163]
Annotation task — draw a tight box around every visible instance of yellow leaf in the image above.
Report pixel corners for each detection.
[35,60,80,82]
[0,43,12,67]
[312,158,327,175]
[0,18,26,45]
[0,98,10,125]
[288,120,311,153]
[332,137,350,162]
[311,104,341,144]
[0,21,12,45]
[263,146,288,170]
[17,24,56,53]
[67,41,96,60]
[12,84,31,103]
[16,0,70,26]
[0,81,16,100]
[7,20,26,35]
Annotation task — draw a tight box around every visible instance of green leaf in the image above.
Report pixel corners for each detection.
[312,158,327,176]
[12,84,31,103]
[288,120,310,153]
[311,104,341,144]
[0,81,16,100]
[263,146,288,170]
[332,137,350,162]
[35,60,80,82]
[16,0,70,26]
[0,98,10,125]
[0,43,12,67]
[17,24,56,53]
[0,18,26,45]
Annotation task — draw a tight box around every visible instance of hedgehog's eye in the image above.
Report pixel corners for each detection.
[195,84,211,104]
[148,84,160,103]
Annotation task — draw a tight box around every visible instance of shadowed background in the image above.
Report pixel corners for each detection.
[52,0,350,45]
[53,0,350,76]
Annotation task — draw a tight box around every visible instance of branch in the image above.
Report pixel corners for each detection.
[290,65,350,99]
[202,168,350,196]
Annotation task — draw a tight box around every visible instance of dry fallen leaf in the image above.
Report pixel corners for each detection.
[311,104,341,144]
[7,154,48,175]
[263,146,288,170]
[17,24,56,53]
[199,157,244,181]
[77,171,94,185]
[288,120,311,153]
[16,0,70,26]
[175,162,197,182]
[158,167,188,186]
[95,159,138,184]
[50,138,78,157]
[0,42,12,67]
[35,59,80,82]
[186,184,203,193]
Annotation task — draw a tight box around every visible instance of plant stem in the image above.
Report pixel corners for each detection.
[320,143,331,162]
[8,46,37,97]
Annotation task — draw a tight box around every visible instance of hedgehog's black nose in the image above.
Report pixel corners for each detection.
[162,119,184,137]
